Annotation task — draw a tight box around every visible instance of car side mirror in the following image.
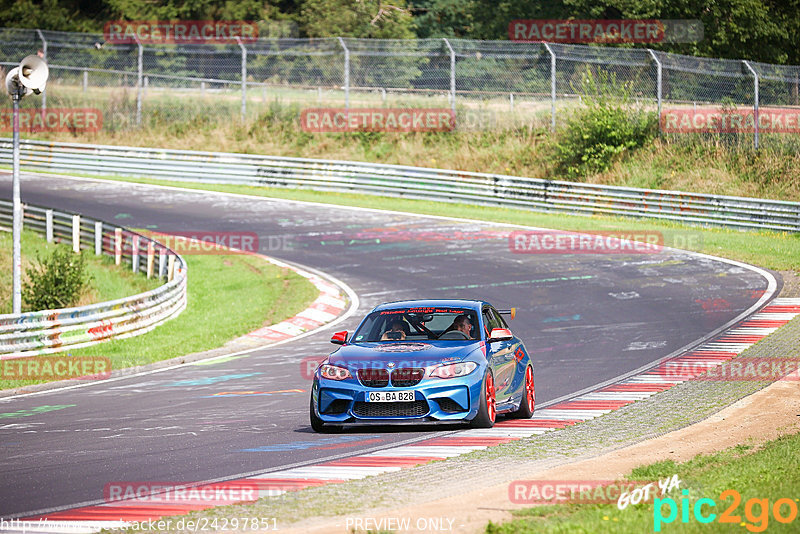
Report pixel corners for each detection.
[331,331,348,345]
[488,328,513,342]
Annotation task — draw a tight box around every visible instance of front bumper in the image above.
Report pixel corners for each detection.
[312,376,483,425]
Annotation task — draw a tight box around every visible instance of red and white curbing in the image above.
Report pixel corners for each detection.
[15,298,800,533]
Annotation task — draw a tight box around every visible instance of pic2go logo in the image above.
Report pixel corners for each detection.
[654,489,799,532]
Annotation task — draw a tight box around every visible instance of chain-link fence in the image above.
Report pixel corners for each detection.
[2,27,800,147]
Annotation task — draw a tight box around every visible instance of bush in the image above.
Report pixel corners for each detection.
[551,69,658,180]
[22,247,91,311]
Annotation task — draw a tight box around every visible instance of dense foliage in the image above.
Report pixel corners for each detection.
[22,247,91,311]
[3,0,798,64]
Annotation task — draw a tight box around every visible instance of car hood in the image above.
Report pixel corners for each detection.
[328,341,484,370]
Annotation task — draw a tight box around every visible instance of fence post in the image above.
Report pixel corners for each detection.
[83,70,88,92]
[647,49,662,129]
[146,241,155,278]
[338,37,350,109]
[236,37,247,120]
[94,221,103,255]
[159,248,166,279]
[135,37,143,126]
[71,215,81,253]
[743,60,759,150]
[543,43,556,132]
[36,29,47,114]
[132,234,140,273]
[114,228,122,265]
[443,38,456,114]
[45,209,53,242]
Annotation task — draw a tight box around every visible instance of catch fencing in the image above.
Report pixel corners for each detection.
[0,198,187,358]
[1,28,800,147]
[1,139,797,233]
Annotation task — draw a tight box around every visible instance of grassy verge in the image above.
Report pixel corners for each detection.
[0,248,319,391]
[487,429,800,533]
[39,172,800,272]
[0,229,161,314]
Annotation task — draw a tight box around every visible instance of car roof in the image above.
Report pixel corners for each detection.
[372,299,489,312]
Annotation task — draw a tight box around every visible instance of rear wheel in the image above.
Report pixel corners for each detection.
[510,365,535,419]
[471,370,496,428]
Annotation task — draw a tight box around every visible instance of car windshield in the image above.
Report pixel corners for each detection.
[351,307,480,342]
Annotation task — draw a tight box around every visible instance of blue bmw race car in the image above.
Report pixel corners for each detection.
[310,299,535,431]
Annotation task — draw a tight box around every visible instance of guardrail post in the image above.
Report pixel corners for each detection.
[94,221,102,255]
[46,209,53,242]
[132,234,140,273]
[135,37,143,126]
[743,60,759,150]
[543,43,556,132]
[338,37,350,110]
[72,214,81,253]
[236,37,247,120]
[647,49,662,129]
[114,227,122,265]
[146,241,154,278]
[36,29,47,114]
[443,38,456,114]
[168,254,176,282]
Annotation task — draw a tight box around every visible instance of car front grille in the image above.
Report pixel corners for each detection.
[390,368,424,387]
[358,368,389,388]
[353,400,429,418]
[437,398,467,413]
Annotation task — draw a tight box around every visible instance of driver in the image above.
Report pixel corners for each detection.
[381,318,407,341]
[451,314,473,339]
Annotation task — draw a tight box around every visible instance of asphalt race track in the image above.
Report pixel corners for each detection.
[0,172,777,518]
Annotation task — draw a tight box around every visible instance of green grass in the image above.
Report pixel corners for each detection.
[0,246,319,390]
[39,172,800,272]
[0,229,161,314]
[487,430,800,533]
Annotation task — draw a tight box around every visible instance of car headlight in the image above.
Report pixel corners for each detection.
[428,361,477,379]
[319,364,352,380]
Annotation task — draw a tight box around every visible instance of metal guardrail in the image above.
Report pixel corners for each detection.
[1,139,799,232]
[0,198,187,358]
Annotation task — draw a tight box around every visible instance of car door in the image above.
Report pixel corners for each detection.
[483,307,517,404]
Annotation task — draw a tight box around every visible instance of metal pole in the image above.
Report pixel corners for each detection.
[36,29,47,114]
[136,38,143,126]
[647,49,662,125]
[443,38,456,114]
[543,43,556,132]
[12,92,22,314]
[338,37,350,110]
[236,37,247,120]
[743,60,759,149]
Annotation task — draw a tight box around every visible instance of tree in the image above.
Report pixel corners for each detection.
[300,0,416,38]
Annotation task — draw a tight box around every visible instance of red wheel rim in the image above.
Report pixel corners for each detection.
[525,366,535,412]
[486,372,496,422]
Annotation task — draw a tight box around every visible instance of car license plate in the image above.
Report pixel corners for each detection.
[367,390,414,402]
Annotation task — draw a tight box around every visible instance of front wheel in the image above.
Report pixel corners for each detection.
[510,365,535,419]
[309,396,325,432]
[471,370,496,428]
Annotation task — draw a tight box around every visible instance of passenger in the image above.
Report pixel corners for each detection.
[381,318,407,341]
